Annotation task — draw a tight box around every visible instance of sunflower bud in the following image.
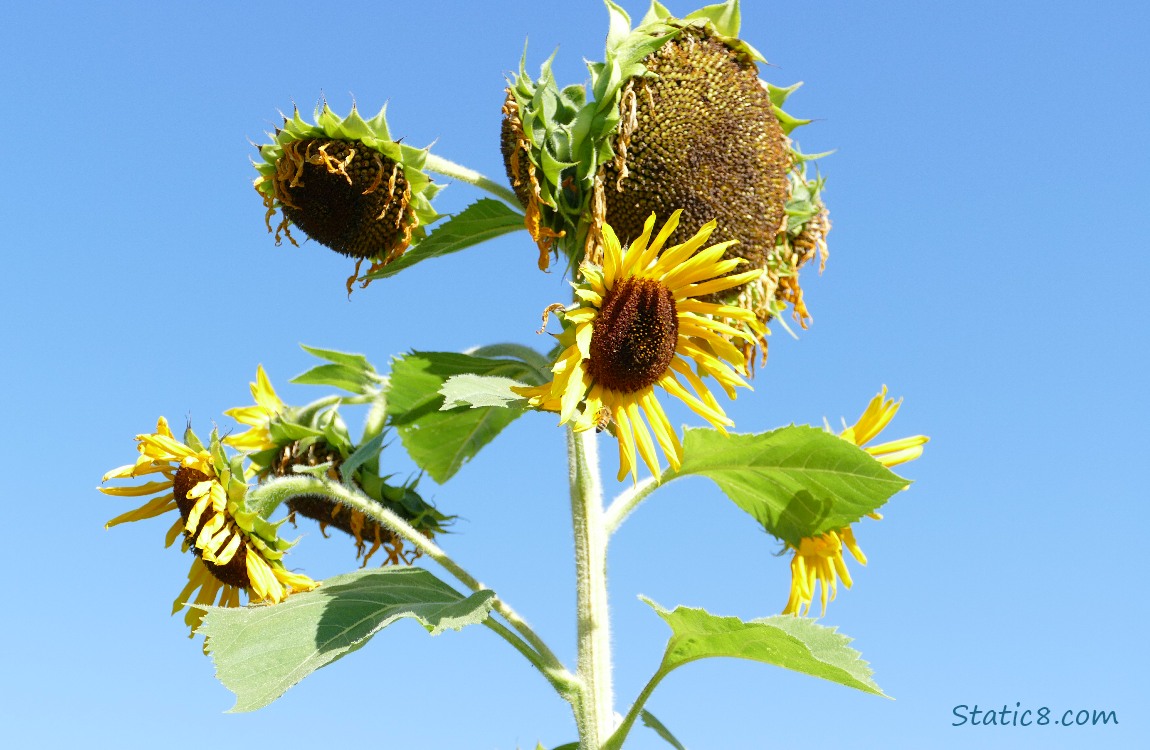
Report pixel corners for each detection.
[253,103,441,291]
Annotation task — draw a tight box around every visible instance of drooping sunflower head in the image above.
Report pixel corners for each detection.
[782,388,928,616]
[100,418,317,634]
[253,103,441,291]
[271,437,450,567]
[224,366,452,565]
[514,210,764,481]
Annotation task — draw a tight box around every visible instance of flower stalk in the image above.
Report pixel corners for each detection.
[422,152,522,208]
[568,426,614,748]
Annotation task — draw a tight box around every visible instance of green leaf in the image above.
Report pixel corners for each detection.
[440,374,528,410]
[299,344,375,373]
[640,710,688,750]
[290,363,373,394]
[365,199,525,280]
[201,568,496,712]
[606,599,884,750]
[672,426,908,546]
[387,352,533,483]
[644,598,886,696]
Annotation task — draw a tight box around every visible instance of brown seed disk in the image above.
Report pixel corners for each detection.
[273,440,419,566]
[173,466,250,589]
[499,91,535,210]
[602,29,790,291]
[276,138,414,259]
[586,277,678,393]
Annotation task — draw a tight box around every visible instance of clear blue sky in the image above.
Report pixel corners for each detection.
[2,1,1147,748]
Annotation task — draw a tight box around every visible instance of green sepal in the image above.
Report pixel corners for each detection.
[765,80,803,108]
[773,104,813,136]
[183,425,205,453]
[267,419,324,445]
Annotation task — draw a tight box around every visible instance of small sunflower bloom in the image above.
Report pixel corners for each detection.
[100,417,317,634]
[783,387,928,616]
[223,364,284,454]
[515,210,763,481]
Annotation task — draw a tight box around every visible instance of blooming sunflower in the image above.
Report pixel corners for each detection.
[100,417,317,634]
[783,388,928,616]
[515,210,763,481]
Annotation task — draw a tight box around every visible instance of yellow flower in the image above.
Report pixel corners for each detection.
[100,417,317,634]
[223,365,284,454]
[515,210,763,481]
[783,387,928,616]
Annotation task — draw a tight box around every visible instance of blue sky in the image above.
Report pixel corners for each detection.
[2,1,1147,748]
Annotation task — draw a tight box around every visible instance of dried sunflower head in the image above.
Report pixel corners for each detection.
[253,103,441,291]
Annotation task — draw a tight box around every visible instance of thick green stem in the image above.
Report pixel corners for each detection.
[569,427,613,748]
[423,152,521,207]
[248,476,577,698]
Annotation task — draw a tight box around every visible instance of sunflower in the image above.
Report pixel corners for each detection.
[783,388,928,616]
[515,210,763,481]
[100,417,317,634]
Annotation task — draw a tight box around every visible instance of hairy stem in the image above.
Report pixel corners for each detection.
[569,427,613,748]
[603,475,662,536]
[423,152,521,207]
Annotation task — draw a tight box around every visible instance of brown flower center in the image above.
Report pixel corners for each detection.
[585,276,678,393]
[275,138,414,260]
[172,466,250,589]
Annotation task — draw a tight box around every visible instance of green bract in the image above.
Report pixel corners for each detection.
[254,103,442,288]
